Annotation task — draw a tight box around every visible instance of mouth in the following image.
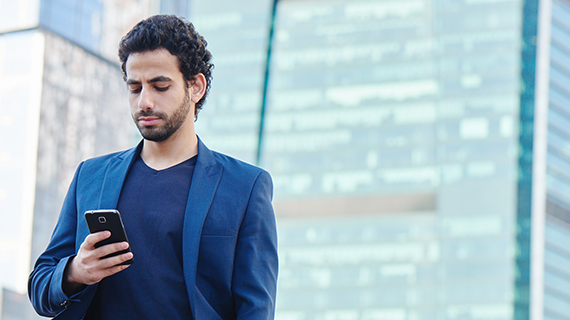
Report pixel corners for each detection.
[138,116,161,126]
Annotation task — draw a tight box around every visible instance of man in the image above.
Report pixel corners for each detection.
[28,15,278,320]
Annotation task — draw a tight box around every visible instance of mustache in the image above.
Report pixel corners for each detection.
[134,110,166,119]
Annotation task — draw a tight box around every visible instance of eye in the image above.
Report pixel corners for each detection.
[129,87,141,94]
[155,86,169,92]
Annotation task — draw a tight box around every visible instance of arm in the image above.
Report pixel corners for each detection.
[28,163,133,316]
[28,162,85,317]
[232,171,279,320]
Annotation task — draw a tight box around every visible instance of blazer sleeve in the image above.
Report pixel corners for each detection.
[232,170,279,320]
[28,162,86,317]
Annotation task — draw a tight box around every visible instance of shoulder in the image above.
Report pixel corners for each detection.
[210,150,272,186]
[75,147,137,179]
[208,151,274,207]
[82,147,133,167]
[197,137,266,178]
[212,151,262,172]
[85,148,132,163]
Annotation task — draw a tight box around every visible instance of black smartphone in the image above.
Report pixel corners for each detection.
[84,209,133,265]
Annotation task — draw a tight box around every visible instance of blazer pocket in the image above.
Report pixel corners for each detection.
[201,227,237,237]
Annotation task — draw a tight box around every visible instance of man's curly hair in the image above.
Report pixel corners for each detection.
[118,15,214,115]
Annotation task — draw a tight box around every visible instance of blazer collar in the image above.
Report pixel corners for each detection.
[97,141,142,209]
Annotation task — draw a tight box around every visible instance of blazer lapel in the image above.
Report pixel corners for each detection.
[182,137,223,318]
[97,142,142,209]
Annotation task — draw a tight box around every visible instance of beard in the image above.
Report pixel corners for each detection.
[132,89,191,142]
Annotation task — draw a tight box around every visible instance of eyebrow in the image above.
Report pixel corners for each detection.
[126,76,173,86]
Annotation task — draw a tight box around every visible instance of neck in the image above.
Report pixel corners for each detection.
[140,127,198,170]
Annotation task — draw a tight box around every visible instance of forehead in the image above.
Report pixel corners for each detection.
[125,48,181,80]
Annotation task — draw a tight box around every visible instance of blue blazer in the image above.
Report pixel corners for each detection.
[28,138,279,319]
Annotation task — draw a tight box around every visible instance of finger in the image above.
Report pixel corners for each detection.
[100,252,134,269]
[73,251,133,285]
[101,263,131,279]
[95,241,130,259]
[80,261,131,286]
[83,231,111,248]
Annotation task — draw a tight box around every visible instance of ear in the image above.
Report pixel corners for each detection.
[189,73,206,104]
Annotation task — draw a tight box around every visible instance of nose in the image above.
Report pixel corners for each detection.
[138,87,153,111]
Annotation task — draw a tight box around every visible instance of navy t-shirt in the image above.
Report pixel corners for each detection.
[84,155,196,319]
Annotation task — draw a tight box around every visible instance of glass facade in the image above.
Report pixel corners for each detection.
[39,0,156,62]
[190,0,274,164]
[543,0,570,319]
[39,0,104,53]
[544,222,570,319]
[260,0,522,318]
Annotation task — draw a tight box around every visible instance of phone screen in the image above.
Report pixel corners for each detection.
[84,209,133,265]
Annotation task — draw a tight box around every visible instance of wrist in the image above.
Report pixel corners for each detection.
[62,257,86,296]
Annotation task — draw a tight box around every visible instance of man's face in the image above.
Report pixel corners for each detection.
[125,48,192,142]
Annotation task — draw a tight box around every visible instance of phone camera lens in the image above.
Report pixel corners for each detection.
[98,216,107,223]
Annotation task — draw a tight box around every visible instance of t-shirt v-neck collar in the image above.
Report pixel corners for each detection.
[138,155,197,174]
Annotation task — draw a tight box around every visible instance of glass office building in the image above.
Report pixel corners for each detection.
[191,0,570,319]
[263,0,521,319]
[1,0,570,319]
